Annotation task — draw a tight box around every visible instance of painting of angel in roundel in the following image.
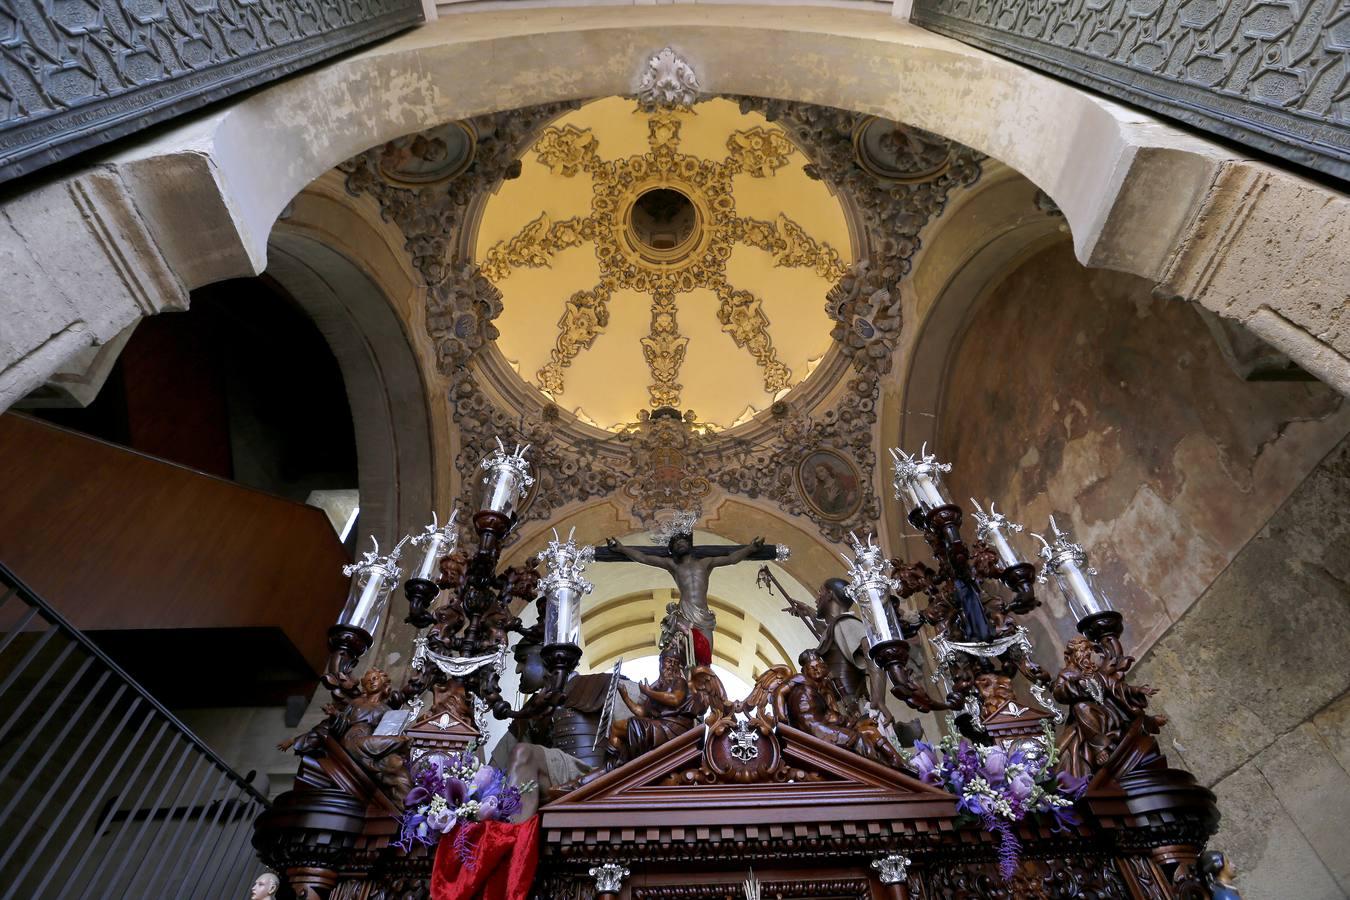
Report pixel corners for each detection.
[796,448,862,521]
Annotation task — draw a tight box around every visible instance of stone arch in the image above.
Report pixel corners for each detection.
[5,7,1345,412]
[261,230,439,550]
[879,162,1068,554]
[123,7,1212,284]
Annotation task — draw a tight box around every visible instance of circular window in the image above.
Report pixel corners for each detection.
[625,187,701,262]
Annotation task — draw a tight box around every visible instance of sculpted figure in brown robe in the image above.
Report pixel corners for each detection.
[778,650,906,770]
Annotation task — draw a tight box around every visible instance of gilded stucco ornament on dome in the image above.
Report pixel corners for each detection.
[479,104,848,410]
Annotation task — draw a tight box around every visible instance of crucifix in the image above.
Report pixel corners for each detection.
[596,513,786,667]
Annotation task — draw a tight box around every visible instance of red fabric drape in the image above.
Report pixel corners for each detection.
[692,628,712,666]
[430,816,540,900]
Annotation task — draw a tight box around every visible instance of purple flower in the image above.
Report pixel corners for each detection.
[982,748,1008,782]
[910,743,942,785]
[957,792,987,817]
[404,785,430,808]
[1008,772,1035,801]
[1055,770,1090,799]
[471,764,502,798]
[444,776,469,807]
[1049,804,1083,832]
[426,806,456,832]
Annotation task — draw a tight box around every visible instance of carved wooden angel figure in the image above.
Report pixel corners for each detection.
[278,668,413,800]
[1052,636,1165,778]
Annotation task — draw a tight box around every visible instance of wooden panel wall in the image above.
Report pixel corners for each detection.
[0,413,349,675]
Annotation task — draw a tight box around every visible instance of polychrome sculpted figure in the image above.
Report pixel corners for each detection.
[605,646,699,764]
[1200,850,1242,900]
[779,650,906,769]
[1053,636,1163,778]
[604,530,764,666]
[778,576,891,719]
[249,872,279,900]
[492,637,636,819]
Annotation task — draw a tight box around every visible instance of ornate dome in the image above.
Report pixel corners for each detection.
[476,97,853,432]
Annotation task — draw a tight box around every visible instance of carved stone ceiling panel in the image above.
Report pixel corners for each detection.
[477,97,852,432]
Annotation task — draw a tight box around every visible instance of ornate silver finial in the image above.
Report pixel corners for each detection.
[1031,515,1093,583]
[970,499,1021,543]
[480,437,534,494]
[539,527,596,596]
[841,532,899,600]
[649,509,699,544]
[872,853,912,884]
[589,862,630,893]
[637,47,700,110]
[889,443,952,508]
[970,498,1027,569]
[743,868,762,900]
[342,535,406,581]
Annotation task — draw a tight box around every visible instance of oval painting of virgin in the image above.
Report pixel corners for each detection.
[796,448,863,521]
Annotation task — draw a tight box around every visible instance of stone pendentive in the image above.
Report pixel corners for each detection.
[337,98,984,542]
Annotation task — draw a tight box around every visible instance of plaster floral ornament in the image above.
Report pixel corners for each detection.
[637,47,700,110]
[905,726,1088,882]
[396,745,532,862]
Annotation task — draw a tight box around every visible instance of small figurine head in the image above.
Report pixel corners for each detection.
[668,532,694,559]
[798,649,829,684]
[513,638,547,694]
[360,668,390,696]
[816,578,854,617]
[658,643,686,681]
[249,872,279,900]
[1064,636,1098,673]
[1200,850,1237,887]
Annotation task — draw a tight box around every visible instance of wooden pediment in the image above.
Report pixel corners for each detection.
[540,721,956,855]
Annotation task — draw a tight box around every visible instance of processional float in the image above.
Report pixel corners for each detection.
[253,439,1234,900]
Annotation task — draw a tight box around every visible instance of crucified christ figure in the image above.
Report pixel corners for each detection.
[598,530,777,666]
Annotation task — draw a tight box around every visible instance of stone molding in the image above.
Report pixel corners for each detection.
[910,0,1350,182]
[0,5,1347,421]
[0,0,423,184]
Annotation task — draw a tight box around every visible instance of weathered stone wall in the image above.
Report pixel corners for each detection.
[1136,437,1350,899]
[939,243,1349,654]
[937,242,1350,896]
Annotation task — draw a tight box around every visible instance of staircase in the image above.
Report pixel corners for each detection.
[0,563,269,900]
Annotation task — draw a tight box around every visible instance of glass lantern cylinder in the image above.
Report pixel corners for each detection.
[338,537,404,636]
[1035,517,1111,621]
[849,578,904,646]
[409,511,460,582]
[543,580,584,648]
[340,562,400,635]
[479,439,534,517]
[842,532,904,646]
[538,529,594,649]
[1051,558,1111,621]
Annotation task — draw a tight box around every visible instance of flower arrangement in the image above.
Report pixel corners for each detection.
[396,746,531,862]
[906,727,1089,881]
